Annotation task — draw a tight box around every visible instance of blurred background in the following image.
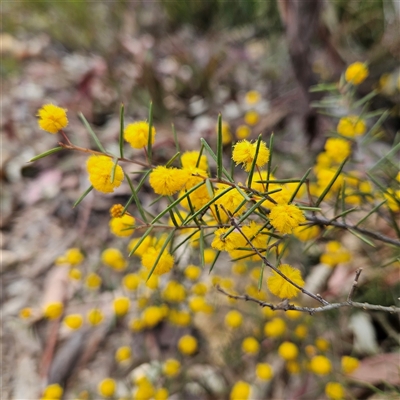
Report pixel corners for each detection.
[1,1,400,399]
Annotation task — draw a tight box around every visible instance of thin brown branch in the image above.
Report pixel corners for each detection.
[215,285,400,314]
[230,218,329,305]
[347,268,362,302]
[307,215,400,247]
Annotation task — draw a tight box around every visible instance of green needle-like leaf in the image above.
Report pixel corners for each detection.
[110,158,119,183]
[79,113,107,153]
[124,173,148,222]
[348,229,376,247]
[147,102,153,163]
[73,185,93,208]
[217,114,223,180]
[165,152,181,167]
[247,134,262,188]
[208,250,221,274]
[288,168,312,204]
[355,200,386,227]
[128,226,154,257]
[200,138,233,182]
[29,146,63,162]
[266,133,274,192]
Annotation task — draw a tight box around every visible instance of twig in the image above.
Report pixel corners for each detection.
[215,285,400,314]
[347,268,362,302]
[307,215,400,247]
[230,217,329,305]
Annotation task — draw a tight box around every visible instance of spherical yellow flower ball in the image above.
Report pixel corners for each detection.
[124,121,156,149]
[267,264,304,299]
[337,115,367,138]
[345,62,368,85]
[86,155,124,194]
[68,268,82,281]
[269,204,306,235]
[42,383,63,399]
[325,382,345,400]
[294,324,308,339]
[232,139,270,172]
[37,104,68,134]
[245,90,261,105]
[129,318,145,332]
[192,282,208,296]
[128,236,155,257]
[115,346,131,363]
[325,138,352,163]
[162,280,186,302]
[181,150,208,171]
[122,273,140,291]
[109,203,124,218]
[98,378,116,398]
[241,337,260,355]
[168,309,191,327]
[154,388,169,400]
[244,110,260,126]
[109,214,135,237]
[278,341,299,361]
[149,166,188,196]
[19,307,32,319]
[113,297,130,317]
[341,355,359,374]
[63,314,83,330]
[230,380,251,400]
[163,358,181,377]
[85,272,102,290]
[224,310,243,329]
[141,247,174,276]
[286,361,301,374]
[133,377,155,400]
[256,363,273,381]
[142,306,164,328]
[310,355,332,376]
[236,125,251,139]
[178,334,198,355]
[315,337,330,352]
[87,308,104,326]
[203,248,216,264]
[184,264,202,281]
[264,317,286,337]
[101,248,127,271]
[43,302,64,320]
[64,248,84,265]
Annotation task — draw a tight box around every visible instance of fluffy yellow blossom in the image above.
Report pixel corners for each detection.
[325,138,352,163]
[63,314,83,330]
[230,381,251,400]
[232,139,270,171]
[245,90,261,105]
[310,355,332,375]
[133,376,155,400]
[86,155,124,193]
[295,324,308,339]
[337,115,367,137]
[163,358,181,377]
[101,248,127,271]
[178,334,198,355]
[214,183,247,216]
[241,337,260,354]
[64,248,84,265]
[98,378,116,398]
[269,204,306,234]
[184,264,202,280]
[256,363,273,380]
[384,189,400,212]
[341,355,359,374]
[178,184,211,211]
[142,306,165,327]
[37,104,68,134]
[278,341,299,360]
[189,296,213,313]
[325,382,345,400]
[109,214,135,237]
[267,264,304,299]
[244,110,260,126]
[113,297,130,317]
[141,247,174,276]
[85,272,102,290]
[128,236,155,257]
[115,346,131,363]
[225,310,243,328]
[287,361,301,374]
[192,282,208,296]
[211,228,241,252]
[264,317,286,337]
[68,268,81,280]
[181,151,208,171]
[129,318,145,331]
[168,309,191,326]
[109,203,124,218]
[162,281,186,302]
[154,388,168,400]
[315,337,330,351]
[204,248,216,264]
[87,308,104,325]
[122,273,140,291]
[321,241,351,267]
[43,302,63,319]
[345,62,368,85]
[42,383,63,400]
[236,125,251,139]
[124,121,155,149]
[149,166,188,196]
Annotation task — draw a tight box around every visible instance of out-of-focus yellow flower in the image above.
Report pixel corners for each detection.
[178,335,198,355]
[244,110,260,126]
[87,308,104,326]
[325,382,345,400]
[337,115,367,138]
[98,378,116,398]
[43,302,63,320]
[113,297,130,317]
[230,381,251,400]
[245,90,261,105]
[109,214,135,237]
[345,62,368,85]
[42,383,63,400]
[63,314,83,330]
[256,363,273,380]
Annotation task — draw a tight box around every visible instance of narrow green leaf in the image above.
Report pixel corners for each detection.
[119,103,125,158]
[29,146,63,162]
[247,134,262,188]
[257,263,265,291]
[208,250,221,274]
[315,158,348,206]
[172,229,200,253]
[205,178,214,198]
[110,158,118,183]
[124,173,148,222]
[79,112,106,153]
[355,199,386,227]
[147,229,175,281]
[168,209,180,227]
[352,90,378,109]
[200,138,233,182]
[128,226,154,257]
[136,169,151,192]
[368,138,400,171]
[73,185,93,208]
[266,133,274,192]
[288,168,312,203]
[196,143,205,169]
[297,206,321,212]
[348,229,376,247]
[199,229,205,268]
[276,240,289,264]
[165,152,181,167]
[309,83,338,92]
[216,114,223,180]
[147,102,153,163]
